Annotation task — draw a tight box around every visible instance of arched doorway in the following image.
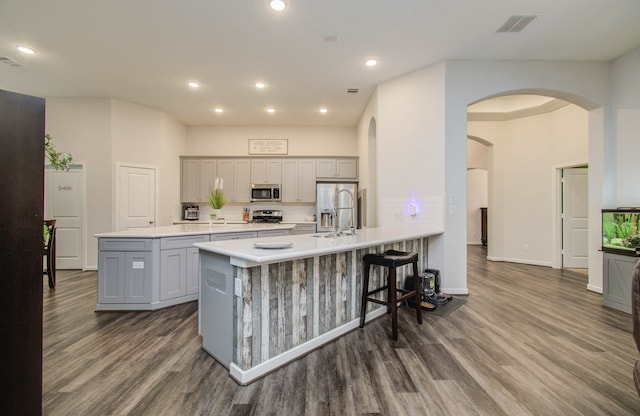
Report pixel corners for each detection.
[466,94,590,273]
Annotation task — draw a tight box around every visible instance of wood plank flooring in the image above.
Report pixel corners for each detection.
[42,246,640,415]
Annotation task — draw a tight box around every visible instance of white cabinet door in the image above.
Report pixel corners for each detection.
[251,159,281,184]
[118,165,156,231]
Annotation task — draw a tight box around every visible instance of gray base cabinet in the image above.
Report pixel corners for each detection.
[97,228,292,311]
[160,235,210,301]
[602,252,638,314]
[98,239,153,305]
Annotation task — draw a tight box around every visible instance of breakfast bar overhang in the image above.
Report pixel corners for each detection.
[195,227,443,385]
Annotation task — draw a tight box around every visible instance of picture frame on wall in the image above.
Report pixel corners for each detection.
[248,139,288,155]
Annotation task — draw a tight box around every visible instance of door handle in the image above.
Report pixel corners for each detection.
[149,221,154,224]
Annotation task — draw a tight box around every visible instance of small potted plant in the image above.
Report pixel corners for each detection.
[208,177,227,223]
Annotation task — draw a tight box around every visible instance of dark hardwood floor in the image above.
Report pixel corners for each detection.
[42,246,640,415]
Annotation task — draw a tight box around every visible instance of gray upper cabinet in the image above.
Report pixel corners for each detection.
[316,158,358,180]
[251,159,282,184]
[181,156,358,203]
[181,158,216,203]
[282,159,316,203]
[217,159,251,203]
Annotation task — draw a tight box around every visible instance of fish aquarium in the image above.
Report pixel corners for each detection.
[602,208,640,256]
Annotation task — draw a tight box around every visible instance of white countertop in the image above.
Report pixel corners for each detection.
[194,226,443,266]
[95,223,296,238]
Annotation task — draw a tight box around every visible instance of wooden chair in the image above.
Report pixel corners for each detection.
[43,220,56,289]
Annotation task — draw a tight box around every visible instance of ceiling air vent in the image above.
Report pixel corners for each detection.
[496,15,537,33]
[347,88,359,94]
[0,56,23,67]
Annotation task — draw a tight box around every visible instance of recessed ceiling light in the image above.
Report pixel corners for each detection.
[187,81,200,88]
[266,107,276,113]
[365,58,377,67]
[269,0,286,11]
[319,108,328,114]
[213,108,224,113]
[255,82,266,89]
[16,45,35,55]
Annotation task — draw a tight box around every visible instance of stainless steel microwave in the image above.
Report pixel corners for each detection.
[251,184,281,202]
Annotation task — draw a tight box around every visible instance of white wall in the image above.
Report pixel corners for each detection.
[111,99,187,226]
[467,139,489,170]
[45,98,113,271]
[375,64,446,233]
[359,59,610,295]
[46,98,187,269]
[468,104,588,265]
[186,126,357,156]
[611,47,640,207]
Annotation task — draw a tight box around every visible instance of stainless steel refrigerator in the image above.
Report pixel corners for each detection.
[316,182,358,233]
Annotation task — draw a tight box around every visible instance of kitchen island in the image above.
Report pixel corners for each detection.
[195,226,442,384]
[95,223,295,311]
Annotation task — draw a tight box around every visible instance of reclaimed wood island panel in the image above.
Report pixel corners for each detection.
[195,227,442,384]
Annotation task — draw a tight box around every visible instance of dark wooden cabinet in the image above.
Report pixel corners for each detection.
[0,89,45,415]
[481,207,487,246]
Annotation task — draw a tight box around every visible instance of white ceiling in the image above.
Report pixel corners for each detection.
[1,0,639,127]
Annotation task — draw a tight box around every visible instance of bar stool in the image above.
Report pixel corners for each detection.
[360,249,422,340]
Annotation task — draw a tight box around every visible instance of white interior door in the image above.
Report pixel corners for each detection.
[562,167,588,268]
[117,165,156,231]
[45,166,84,269]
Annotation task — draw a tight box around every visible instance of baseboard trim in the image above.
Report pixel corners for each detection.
[486,256,552,268]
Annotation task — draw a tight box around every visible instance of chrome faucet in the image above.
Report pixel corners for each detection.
[333,188,356,236]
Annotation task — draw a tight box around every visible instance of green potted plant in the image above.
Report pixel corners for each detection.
[208,177,227,221]
[45,133,73,171]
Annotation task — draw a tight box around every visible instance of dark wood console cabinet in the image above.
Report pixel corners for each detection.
[480,207,487,246]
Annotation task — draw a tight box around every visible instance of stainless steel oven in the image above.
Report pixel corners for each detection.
[251,184,281,202]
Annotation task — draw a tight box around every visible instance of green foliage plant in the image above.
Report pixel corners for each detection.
[45,133,73,171]
[208,177,227,212]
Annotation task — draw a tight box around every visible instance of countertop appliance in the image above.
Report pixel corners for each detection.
[251,184,281,202]
[183,204,199,220]
[316,182,358,233]
[251,209,283,223]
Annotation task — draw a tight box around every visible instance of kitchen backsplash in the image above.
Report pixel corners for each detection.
[198,204,315,222]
